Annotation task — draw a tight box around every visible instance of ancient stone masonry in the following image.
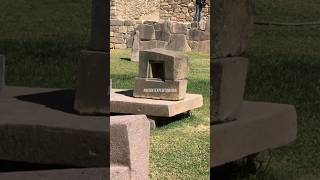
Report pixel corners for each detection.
[110,20,210,53]
[160,0,210,22]
[111,0,210,22]
[211,0,297,168]
[110,0,160,20]
[110,0,211,51]
[74,0,109,115]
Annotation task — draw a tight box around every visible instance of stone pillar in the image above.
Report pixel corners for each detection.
[211,0,255,123]
[0,55,5,96]
[74,0,109,115]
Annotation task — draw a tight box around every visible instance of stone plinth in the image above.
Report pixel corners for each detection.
[134,48,189,101]
[211,57,248,123]
[111,89,203,117]
[211,101,297,167]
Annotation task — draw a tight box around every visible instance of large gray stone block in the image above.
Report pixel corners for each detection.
[169,22,187,34]
[188,29,210,41]
[211,101,297,167]
[137,24,156,41]
[0,55,4,96]
[167,34,191,52]
[111,115,150,180]
[139,40,157,51]
[212,0,255,58]
[211,57,248,123]
[88,0,108,51]
[74,50,108,115]
[138,49,189,81]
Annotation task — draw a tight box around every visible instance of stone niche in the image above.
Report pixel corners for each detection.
[133,48,189,101]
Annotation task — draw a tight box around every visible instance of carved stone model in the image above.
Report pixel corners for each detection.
[133,48,189,101]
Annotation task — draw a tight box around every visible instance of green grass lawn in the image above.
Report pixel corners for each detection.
[111,49,210,179]
[0,0,91,88]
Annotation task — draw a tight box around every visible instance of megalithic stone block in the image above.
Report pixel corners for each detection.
[88,0,108,51]
[74,50,109,115]
[131,31,140,62]
[110,115,150,180]
[211,57,248,123]
[212,0,255,58]
[0,55,4,96]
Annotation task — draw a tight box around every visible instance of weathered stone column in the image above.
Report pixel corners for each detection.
[74,0,109,115]
[211,0,255,123]
[0,55,5,96]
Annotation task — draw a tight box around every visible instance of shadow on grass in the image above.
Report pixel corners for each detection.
[15,89,77,114]
[120,57,131,61]
[152,112,191,127]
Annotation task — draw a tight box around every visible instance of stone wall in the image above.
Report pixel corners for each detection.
[110,0,160,20]
[110,20,210,53]
[160,0,210,22]
[110,0,210,22]
[110,0,211,51]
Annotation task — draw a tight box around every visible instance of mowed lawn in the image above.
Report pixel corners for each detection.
[111,50,210,179]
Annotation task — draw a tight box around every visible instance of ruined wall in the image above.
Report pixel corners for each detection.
[110,0,210,22]
[110,0,211,50]
[110,20,210,53]
[160,0,210,22]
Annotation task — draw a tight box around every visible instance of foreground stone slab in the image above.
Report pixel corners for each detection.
[211,57,248,123]
[212,0,255,58]
[111,89,203,117]
[0,55,4,96]
[111,115,150,180]
[0,86,108,167]
[211,101,297,167]
[0,168,108,180]
[74,50,108,115]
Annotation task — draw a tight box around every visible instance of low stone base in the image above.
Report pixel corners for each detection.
[211,101,297,167]
[133,77,188,101]
[0,168,108,180]
[111,89,203,117]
